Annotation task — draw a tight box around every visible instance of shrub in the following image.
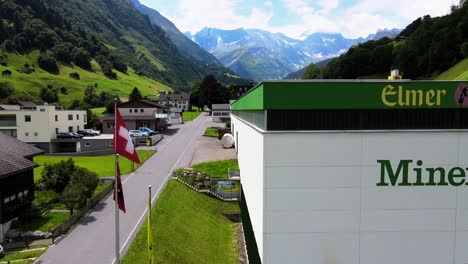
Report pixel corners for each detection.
[38,50,59,74]
[0,82,15,99]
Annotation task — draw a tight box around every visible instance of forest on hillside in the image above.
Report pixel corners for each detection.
[0,0,127,78]
[303,1,468,80]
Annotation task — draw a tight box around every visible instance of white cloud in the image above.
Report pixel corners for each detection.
[351,0,453,21]
[141,0,455,40]
[174,0,273,34]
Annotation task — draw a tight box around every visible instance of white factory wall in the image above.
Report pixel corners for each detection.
[260,131,468,264]
[231,115,265,262]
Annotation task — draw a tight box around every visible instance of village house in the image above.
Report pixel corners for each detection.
[2,69,12,77]
[0,102,87,153]
[69,72,80,80]
[149,91,190,112]
[0,133,44,243]
[101,100,168,134]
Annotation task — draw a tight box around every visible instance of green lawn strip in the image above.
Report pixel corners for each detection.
[91,107,106,116]
[122,181,240,264]
[93,182,113,198]
[182,111,201,122]
[203,127,219,137]
[191,160,239,179]
[34,150,155,182]
[12,211,69,232]
[1,248,47,262]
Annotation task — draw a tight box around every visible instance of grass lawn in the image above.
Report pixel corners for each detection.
[122,181,240,264]
[0,51,172,108]
[182,111,202,122]
[33,150,155,182]
[12,211,69,232]
[1,248,47,263]
[435,58,468,80]
[204,127,219,137]
[191,159,239,178]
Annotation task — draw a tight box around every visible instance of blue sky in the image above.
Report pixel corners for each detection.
[140,0,456,39]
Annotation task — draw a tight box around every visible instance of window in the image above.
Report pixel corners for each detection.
[107,122,111,128]
[140,109,144,113]
[68,114,73,121]
[25,115,31,122]
[40,108,45,112]
[130,109,133,113]
[18,192,23,198]
[56,128,59,134]
[4,197,9,203]
[25,132,29,136]
[9,194,15,201]
[34,132,38,136]
[77,126,79,132]
[24,190,28,195]
[85,142,91,147]
[77,114,79,120]
[55,115,58,121]
[68,126,73,132]
[134,109,138,113]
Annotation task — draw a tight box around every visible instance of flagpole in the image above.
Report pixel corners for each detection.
[148,185,152,264]
[114,99,121,264]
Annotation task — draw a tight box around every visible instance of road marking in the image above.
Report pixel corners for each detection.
[121,123,187,185]
[112,116,208,264]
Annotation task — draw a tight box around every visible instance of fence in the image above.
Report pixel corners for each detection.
[51,180,114,241]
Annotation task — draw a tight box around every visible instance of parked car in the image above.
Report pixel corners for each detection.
[86,129,101,135]
[139,127,156,136]
[129,130,145,138]
[78,130,96,137]
[57,132,83,139]
[0,244,5,258]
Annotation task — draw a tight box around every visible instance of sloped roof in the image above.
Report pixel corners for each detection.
[17,101,37,107]
[0,105,21,111]
[0,133,44,178]
[153,93,189,101]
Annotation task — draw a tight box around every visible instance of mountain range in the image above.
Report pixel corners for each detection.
[186,28,401,82]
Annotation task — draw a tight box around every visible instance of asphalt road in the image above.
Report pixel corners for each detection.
[37,112,210,264]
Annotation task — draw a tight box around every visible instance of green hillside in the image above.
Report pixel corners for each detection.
[302,1,468,80]
[435,58,468,80]
[0,51,171,106]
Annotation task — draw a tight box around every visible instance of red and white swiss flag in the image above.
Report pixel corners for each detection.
[113,107,141,164]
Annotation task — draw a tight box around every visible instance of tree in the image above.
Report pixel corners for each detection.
[0,82,15,99]
[106,96,121,113]
[62,183,85,215]
[198,75,229,107]
[85,108,99,129]
[73,47,91,70]
[40,87,59,103]
[62,167,98,215]
[83,85,99,107]
[38,50,59,74]
[190,80,202,109]
[41,158,76,193]
[302,64,321,79]
[461,42,468,58]
[71,168,99,199]
[129,87,142,101]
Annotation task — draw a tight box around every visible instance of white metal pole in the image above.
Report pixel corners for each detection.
[114,99,120,264]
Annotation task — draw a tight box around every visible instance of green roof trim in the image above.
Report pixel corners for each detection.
[231,80,468,110]
[231,83,264,110]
